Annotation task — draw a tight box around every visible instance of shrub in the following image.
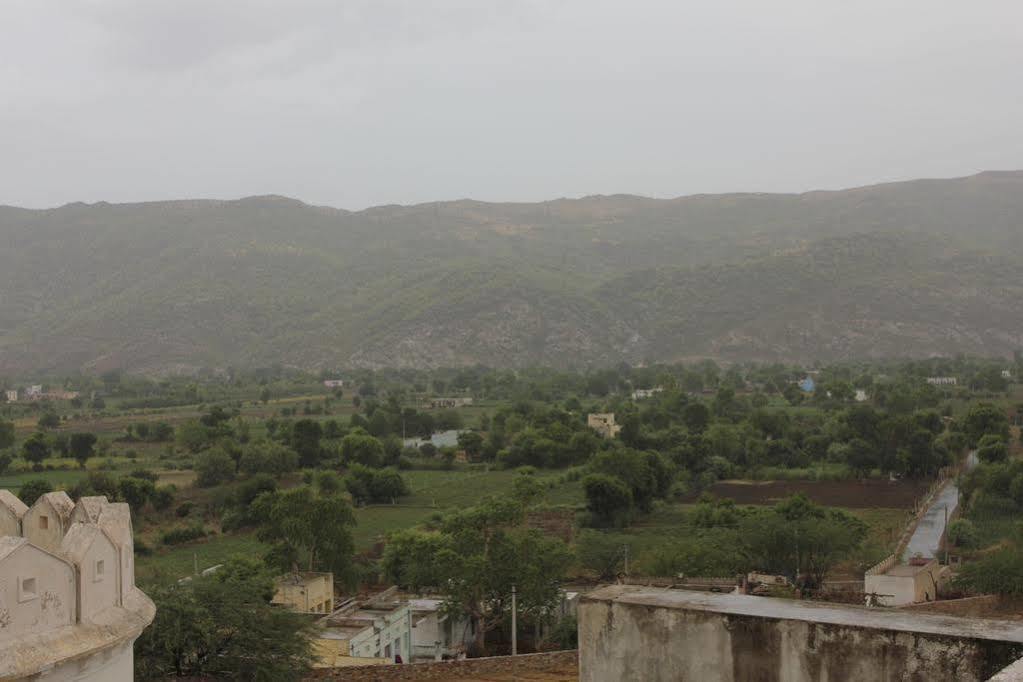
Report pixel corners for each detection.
[161,523,209,546]
[195,448,236,487]
[176,501,195,518]
[947,519,978,549]
[151,485,177,511]
[18,479,52,505]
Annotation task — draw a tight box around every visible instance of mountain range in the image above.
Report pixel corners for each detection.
[1,171,1021,374]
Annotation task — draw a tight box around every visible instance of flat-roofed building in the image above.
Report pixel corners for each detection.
[273,571,335,614]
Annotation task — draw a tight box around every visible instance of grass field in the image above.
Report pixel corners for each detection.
[136,532,266,582]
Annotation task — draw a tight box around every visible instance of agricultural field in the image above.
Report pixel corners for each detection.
[690,478,931,510]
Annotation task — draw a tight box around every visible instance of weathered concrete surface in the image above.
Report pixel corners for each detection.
[0,588,155,680]
[579,586,1023,682]
[990,657,1023,682]
[306,650,578,680]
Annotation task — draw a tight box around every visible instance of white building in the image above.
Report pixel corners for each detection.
[925,377,957,386]
[314,590,413,666]
[25,384,43,399]
[0,489,155,681]
[3,389,16,403]
[323,379,344,389]
[631,388,664,400]
[409,597,474,661]
[864,558,947,607]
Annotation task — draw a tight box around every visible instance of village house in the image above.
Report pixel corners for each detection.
[3,389,17,403]
[631,387,664,400]
[864,557,949,607]
[323,379,344,389]
[313,589,413,666]
[408,597,475,661]
[273,571,335,614]
[24,384,43,399]
[587,413,621,439]
[428,397,473,409]
[926,377,957,386]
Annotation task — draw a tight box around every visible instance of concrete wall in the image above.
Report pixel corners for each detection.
[33,640,134,682]
[307,650,578,680]
[0,542,76,644]
[579,586,1023,682]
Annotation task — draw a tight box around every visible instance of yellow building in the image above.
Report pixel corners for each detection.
[587,413,622,439]
[272,571,334,614]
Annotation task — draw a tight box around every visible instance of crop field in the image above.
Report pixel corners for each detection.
[690,478,932,509]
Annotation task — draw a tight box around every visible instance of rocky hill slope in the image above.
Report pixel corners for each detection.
[1,171,1021,373]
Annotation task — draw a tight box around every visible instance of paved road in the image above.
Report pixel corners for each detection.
[901,451,978,561]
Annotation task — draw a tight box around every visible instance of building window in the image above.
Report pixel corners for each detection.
[19,577,37,602]
[38,515,48,530]
[94,559,105,582]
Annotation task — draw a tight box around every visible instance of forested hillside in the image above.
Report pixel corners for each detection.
[1,171,1022,373]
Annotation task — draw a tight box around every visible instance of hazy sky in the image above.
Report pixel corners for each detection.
[2,1,1022,209]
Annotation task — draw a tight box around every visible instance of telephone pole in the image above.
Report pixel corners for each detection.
[511,585,518,656]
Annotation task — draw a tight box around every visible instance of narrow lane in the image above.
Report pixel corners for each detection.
[901,451,977,562]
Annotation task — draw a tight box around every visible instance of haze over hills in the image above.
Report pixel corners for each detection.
[1,171,1022,375]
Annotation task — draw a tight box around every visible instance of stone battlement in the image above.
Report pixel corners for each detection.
[0,489,155,680]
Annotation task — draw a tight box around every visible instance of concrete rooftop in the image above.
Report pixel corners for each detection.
[584,586,1023,644]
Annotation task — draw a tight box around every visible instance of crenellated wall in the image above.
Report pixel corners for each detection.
[0,490,155,681]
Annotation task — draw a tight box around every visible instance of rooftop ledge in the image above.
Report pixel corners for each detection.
[583,586,1023,644]
[0,588,156,679]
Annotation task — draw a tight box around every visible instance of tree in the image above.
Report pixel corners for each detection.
[955,547,1023,596]
[69,432,98,469]
[576,529,627,580]
[340,431,384,468]
[741,495,866,587]
[457,431,484,460]
[21,432,50,468]
[176,421,211,453]
[135,556,315,680]
[37,410,60,430]
[978,434,1010,464]
[583,474,633,527]
[118,476,155,512]
[256,486,356,575]
[238,440,299,477]
[0,419,15,450]
[194,447,236,487]
[291,419,324,467]
[384,497,570,654]
[845,438,879,478]
[0,453,11,475]
[963,403,1010,447]
[18,478,52,505]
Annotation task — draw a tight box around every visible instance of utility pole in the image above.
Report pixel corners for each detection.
[944,504,949,565]
[511,585,517,656]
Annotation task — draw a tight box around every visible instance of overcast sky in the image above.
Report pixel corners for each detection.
[2,0,1021,209]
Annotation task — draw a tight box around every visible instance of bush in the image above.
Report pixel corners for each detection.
[161,523,209,546]
[134,537,154,556]
[195,448,236,487]
[176,501,195,518]
[18,478,53,505]
[151,485,177,511]
[947,519,978,549]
